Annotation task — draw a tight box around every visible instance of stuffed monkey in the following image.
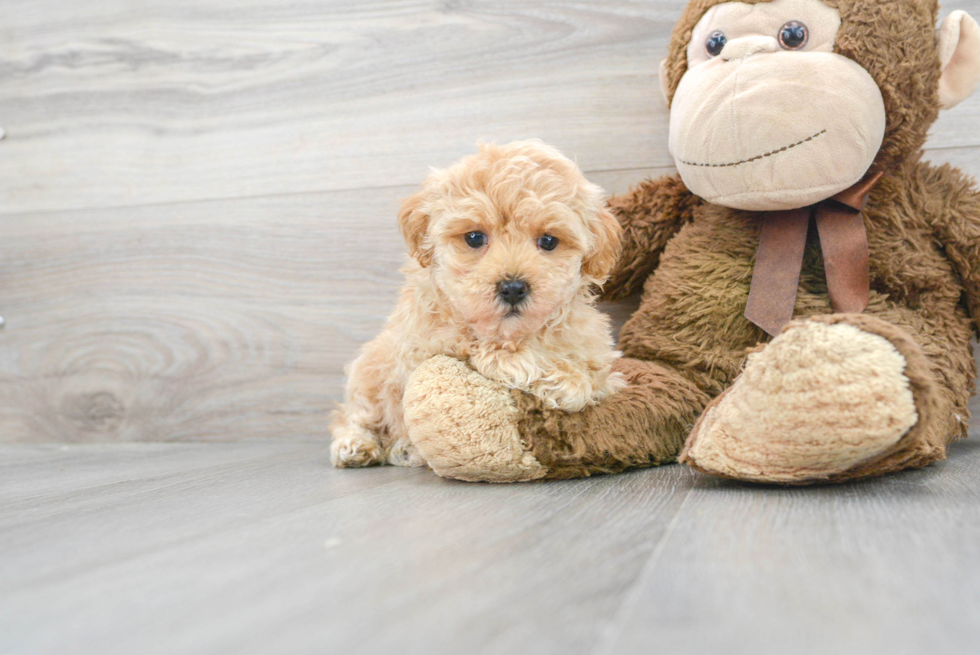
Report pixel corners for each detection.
[401,0,980,484]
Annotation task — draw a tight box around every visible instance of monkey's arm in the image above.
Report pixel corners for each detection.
[602,174,699,300]
[932,171,980,335]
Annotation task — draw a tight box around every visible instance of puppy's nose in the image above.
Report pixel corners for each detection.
[497,278,530,306]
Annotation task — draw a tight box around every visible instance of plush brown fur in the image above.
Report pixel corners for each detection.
[402,0,980,484]
[516,357,710,480]
[604,175,702,300]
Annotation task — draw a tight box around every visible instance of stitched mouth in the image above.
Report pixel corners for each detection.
[678,129,827,168]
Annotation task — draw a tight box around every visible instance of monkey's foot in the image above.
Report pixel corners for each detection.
[403,356,547,483]
[681,315,939,484]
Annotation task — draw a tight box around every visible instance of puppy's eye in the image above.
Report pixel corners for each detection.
[778,21,808,50]
[464,231,487,248]
[705,30,727,57]
[537,235,559,251]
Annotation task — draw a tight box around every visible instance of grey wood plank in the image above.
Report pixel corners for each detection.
[0,441,325,501]
[3,441,980,655]
[601,439,980,655]
[0,442,695,655]
[922,146,980,178]
[0,186,410,442]
[1,0,977,214]
[0,443,420,589]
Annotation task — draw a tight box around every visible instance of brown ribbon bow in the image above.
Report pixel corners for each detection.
[744,169,884,337]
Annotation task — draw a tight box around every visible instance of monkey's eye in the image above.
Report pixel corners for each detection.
[778,21,809,50]
[464,231,487,248]
[705,30,727,57]
[537,235,559,251]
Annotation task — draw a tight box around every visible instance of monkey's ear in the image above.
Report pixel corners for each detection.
[583,207,623,282]
[659,58,671,105]
[397,189,433,268]
[938,11,980,109]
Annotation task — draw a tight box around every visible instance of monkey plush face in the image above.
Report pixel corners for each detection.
[664,0,980,212]
[668,0,885,211]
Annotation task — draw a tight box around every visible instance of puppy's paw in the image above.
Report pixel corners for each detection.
[530,368,624,413]
[330,425,385,468]
[592,371,627,402]
[529,383,583,412]
[387,437,426,467]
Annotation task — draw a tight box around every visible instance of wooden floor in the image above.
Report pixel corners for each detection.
[3,438,980,655]
[3,1,980,653]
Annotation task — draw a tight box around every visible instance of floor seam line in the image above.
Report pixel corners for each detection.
[591,482,695,655]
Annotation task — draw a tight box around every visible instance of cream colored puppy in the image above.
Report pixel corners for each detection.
[331,140,625,468]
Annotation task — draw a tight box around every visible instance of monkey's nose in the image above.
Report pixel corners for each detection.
[721,36,779,61]
[497,278,530,306]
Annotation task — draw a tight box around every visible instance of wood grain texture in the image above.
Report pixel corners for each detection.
[2,439,980,654]
[0,1,979,443]
[602,440,980,655]
[1,0,978,214]
[0,188,412,441]
[0,441,695,655]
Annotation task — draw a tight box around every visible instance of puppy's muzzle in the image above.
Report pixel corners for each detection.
[497,277,530,308]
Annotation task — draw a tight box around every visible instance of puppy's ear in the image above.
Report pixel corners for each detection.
[582,207,622,281]
[398,189,433,267]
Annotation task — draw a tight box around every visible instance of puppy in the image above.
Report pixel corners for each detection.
[331,140,625,468]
